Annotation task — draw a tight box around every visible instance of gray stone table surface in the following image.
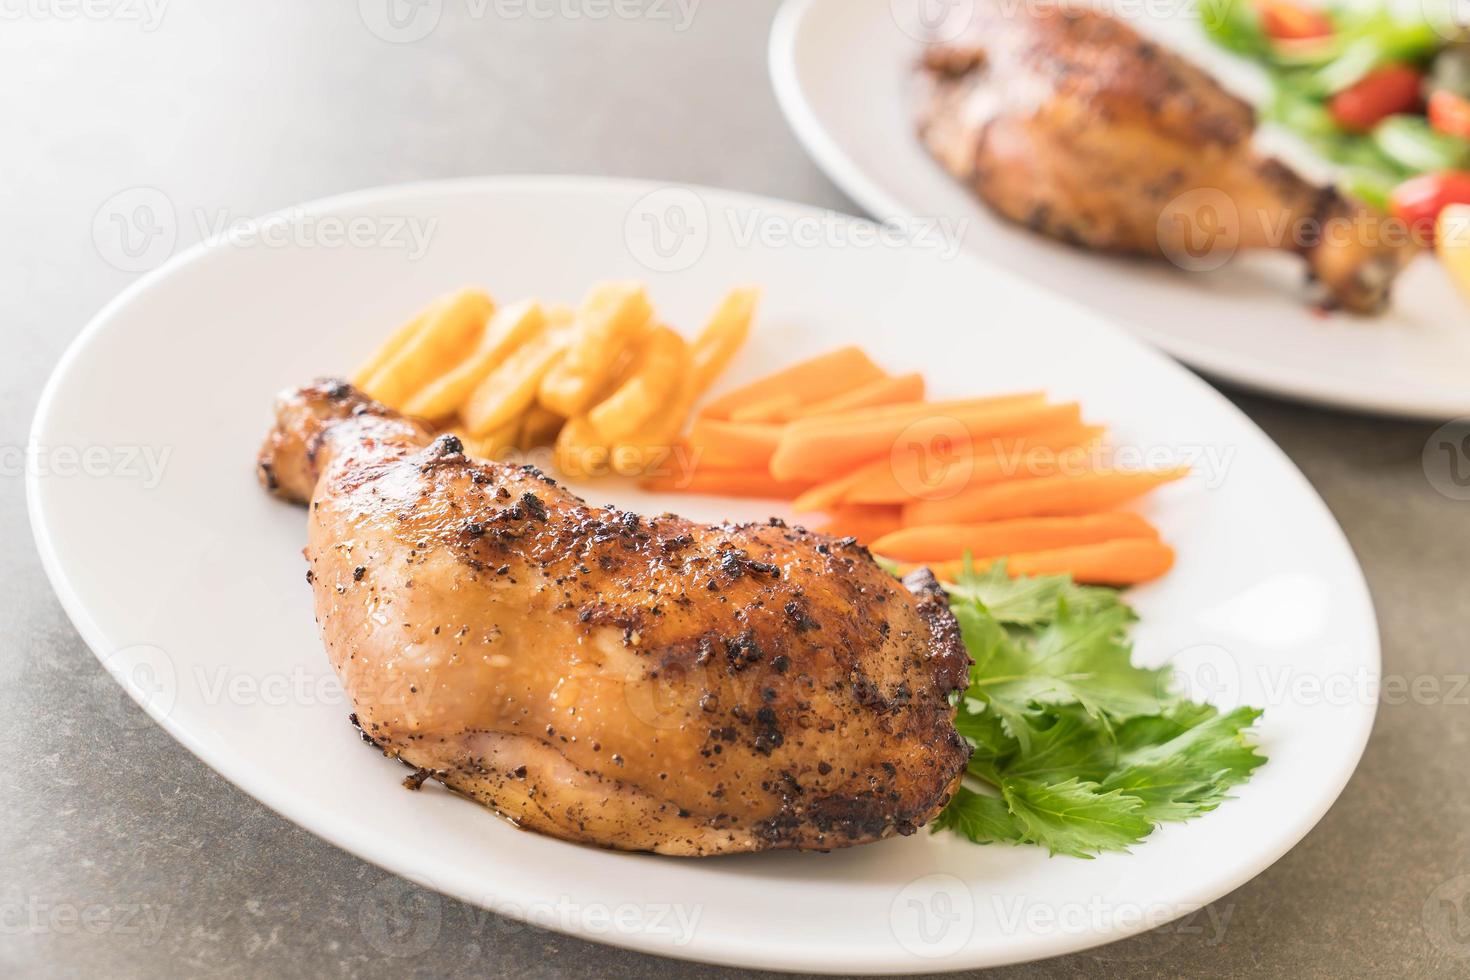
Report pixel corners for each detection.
[3,1,1468,977]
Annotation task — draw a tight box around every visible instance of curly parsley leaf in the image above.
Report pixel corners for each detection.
[971,602,1170,725]
[1100,706,1267,822]
[933,569,1267,858]
[1001,777,1154,858]
[954,700,1018,782]
[1002,708,1115,784]
[932,786,1025,845]
[948,560,1127,626]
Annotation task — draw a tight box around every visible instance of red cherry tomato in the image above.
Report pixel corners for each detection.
[1330,65,1425,133]
[1389,171,1470,244]
[1429,89,1470,140]
[1255,0,1333,40]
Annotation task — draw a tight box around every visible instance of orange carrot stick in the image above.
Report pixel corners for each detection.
[845,425,1106,505]
[870,513,1159,562]
[791,464,880,514]
[769,396,1069,483]
[789,373,927,420]
[729,394,801,424]
[907,538,1176,586]
[815,505,904,544]
[794,393,1045,426]
[686,419,783,469]
[902,467,1189,526]
[699,346,886,420]
[640,468,810,500]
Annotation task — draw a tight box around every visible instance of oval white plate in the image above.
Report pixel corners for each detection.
[29,176,1377,973]
[770,0,1470,420]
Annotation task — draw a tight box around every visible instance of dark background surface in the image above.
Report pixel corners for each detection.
[3,2,1468,976]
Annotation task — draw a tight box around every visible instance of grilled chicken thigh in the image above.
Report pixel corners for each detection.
[918,2,1416,312]
[258,380,971,855]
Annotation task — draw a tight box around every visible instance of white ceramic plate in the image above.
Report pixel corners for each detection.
[770,0,1470,420]
[30,176,1377,973]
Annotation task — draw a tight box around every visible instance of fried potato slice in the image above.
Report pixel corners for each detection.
[586,325,690,442]
[608,372,698,477]
[351,298,442,389]
[460,313,573,436]
[362,288,495,409]
[518,405,565,450]
[690,286,758,395]
[402,299,547,421]
[537,281,653,416]
[461,418,521,461]
[553,415,611,481]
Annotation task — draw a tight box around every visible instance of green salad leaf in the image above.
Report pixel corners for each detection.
[931,787,1024,845]
[933,562,1267,858]
[1001,777,1155,858]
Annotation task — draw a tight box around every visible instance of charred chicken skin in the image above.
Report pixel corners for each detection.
[257,380,971,855]
[917,1,1416,312]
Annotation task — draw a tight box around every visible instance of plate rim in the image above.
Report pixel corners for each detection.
[27,173,1382,973]
[768,0,1467,422]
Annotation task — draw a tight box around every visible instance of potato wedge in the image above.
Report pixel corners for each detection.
[462,418,521,461]
[537,281,653,416]
[608,372,698,477]
[518,404,565,450]
[403,299,546,421]
[460,321,572,436]
[351,297,443,388]
[690,286,758,395]
[586,325,690,442]
[362,288,495,409]
[554,415,611,480]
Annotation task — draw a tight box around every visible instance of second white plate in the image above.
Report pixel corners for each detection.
[770,0,1470,419]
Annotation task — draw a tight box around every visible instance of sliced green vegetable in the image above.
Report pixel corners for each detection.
[1198,0,1268,57]
[1373,113,1470,172]
[1309,36,1387,95]
[1266,85,1343,138]
[1269,36,1349,69]
[1339,166,1399,210]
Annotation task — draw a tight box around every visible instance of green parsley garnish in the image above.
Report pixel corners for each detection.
[934,561,1266,858]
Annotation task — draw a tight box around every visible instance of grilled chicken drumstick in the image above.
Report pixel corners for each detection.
[918,1,1416,312]
[258,380,971,855]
